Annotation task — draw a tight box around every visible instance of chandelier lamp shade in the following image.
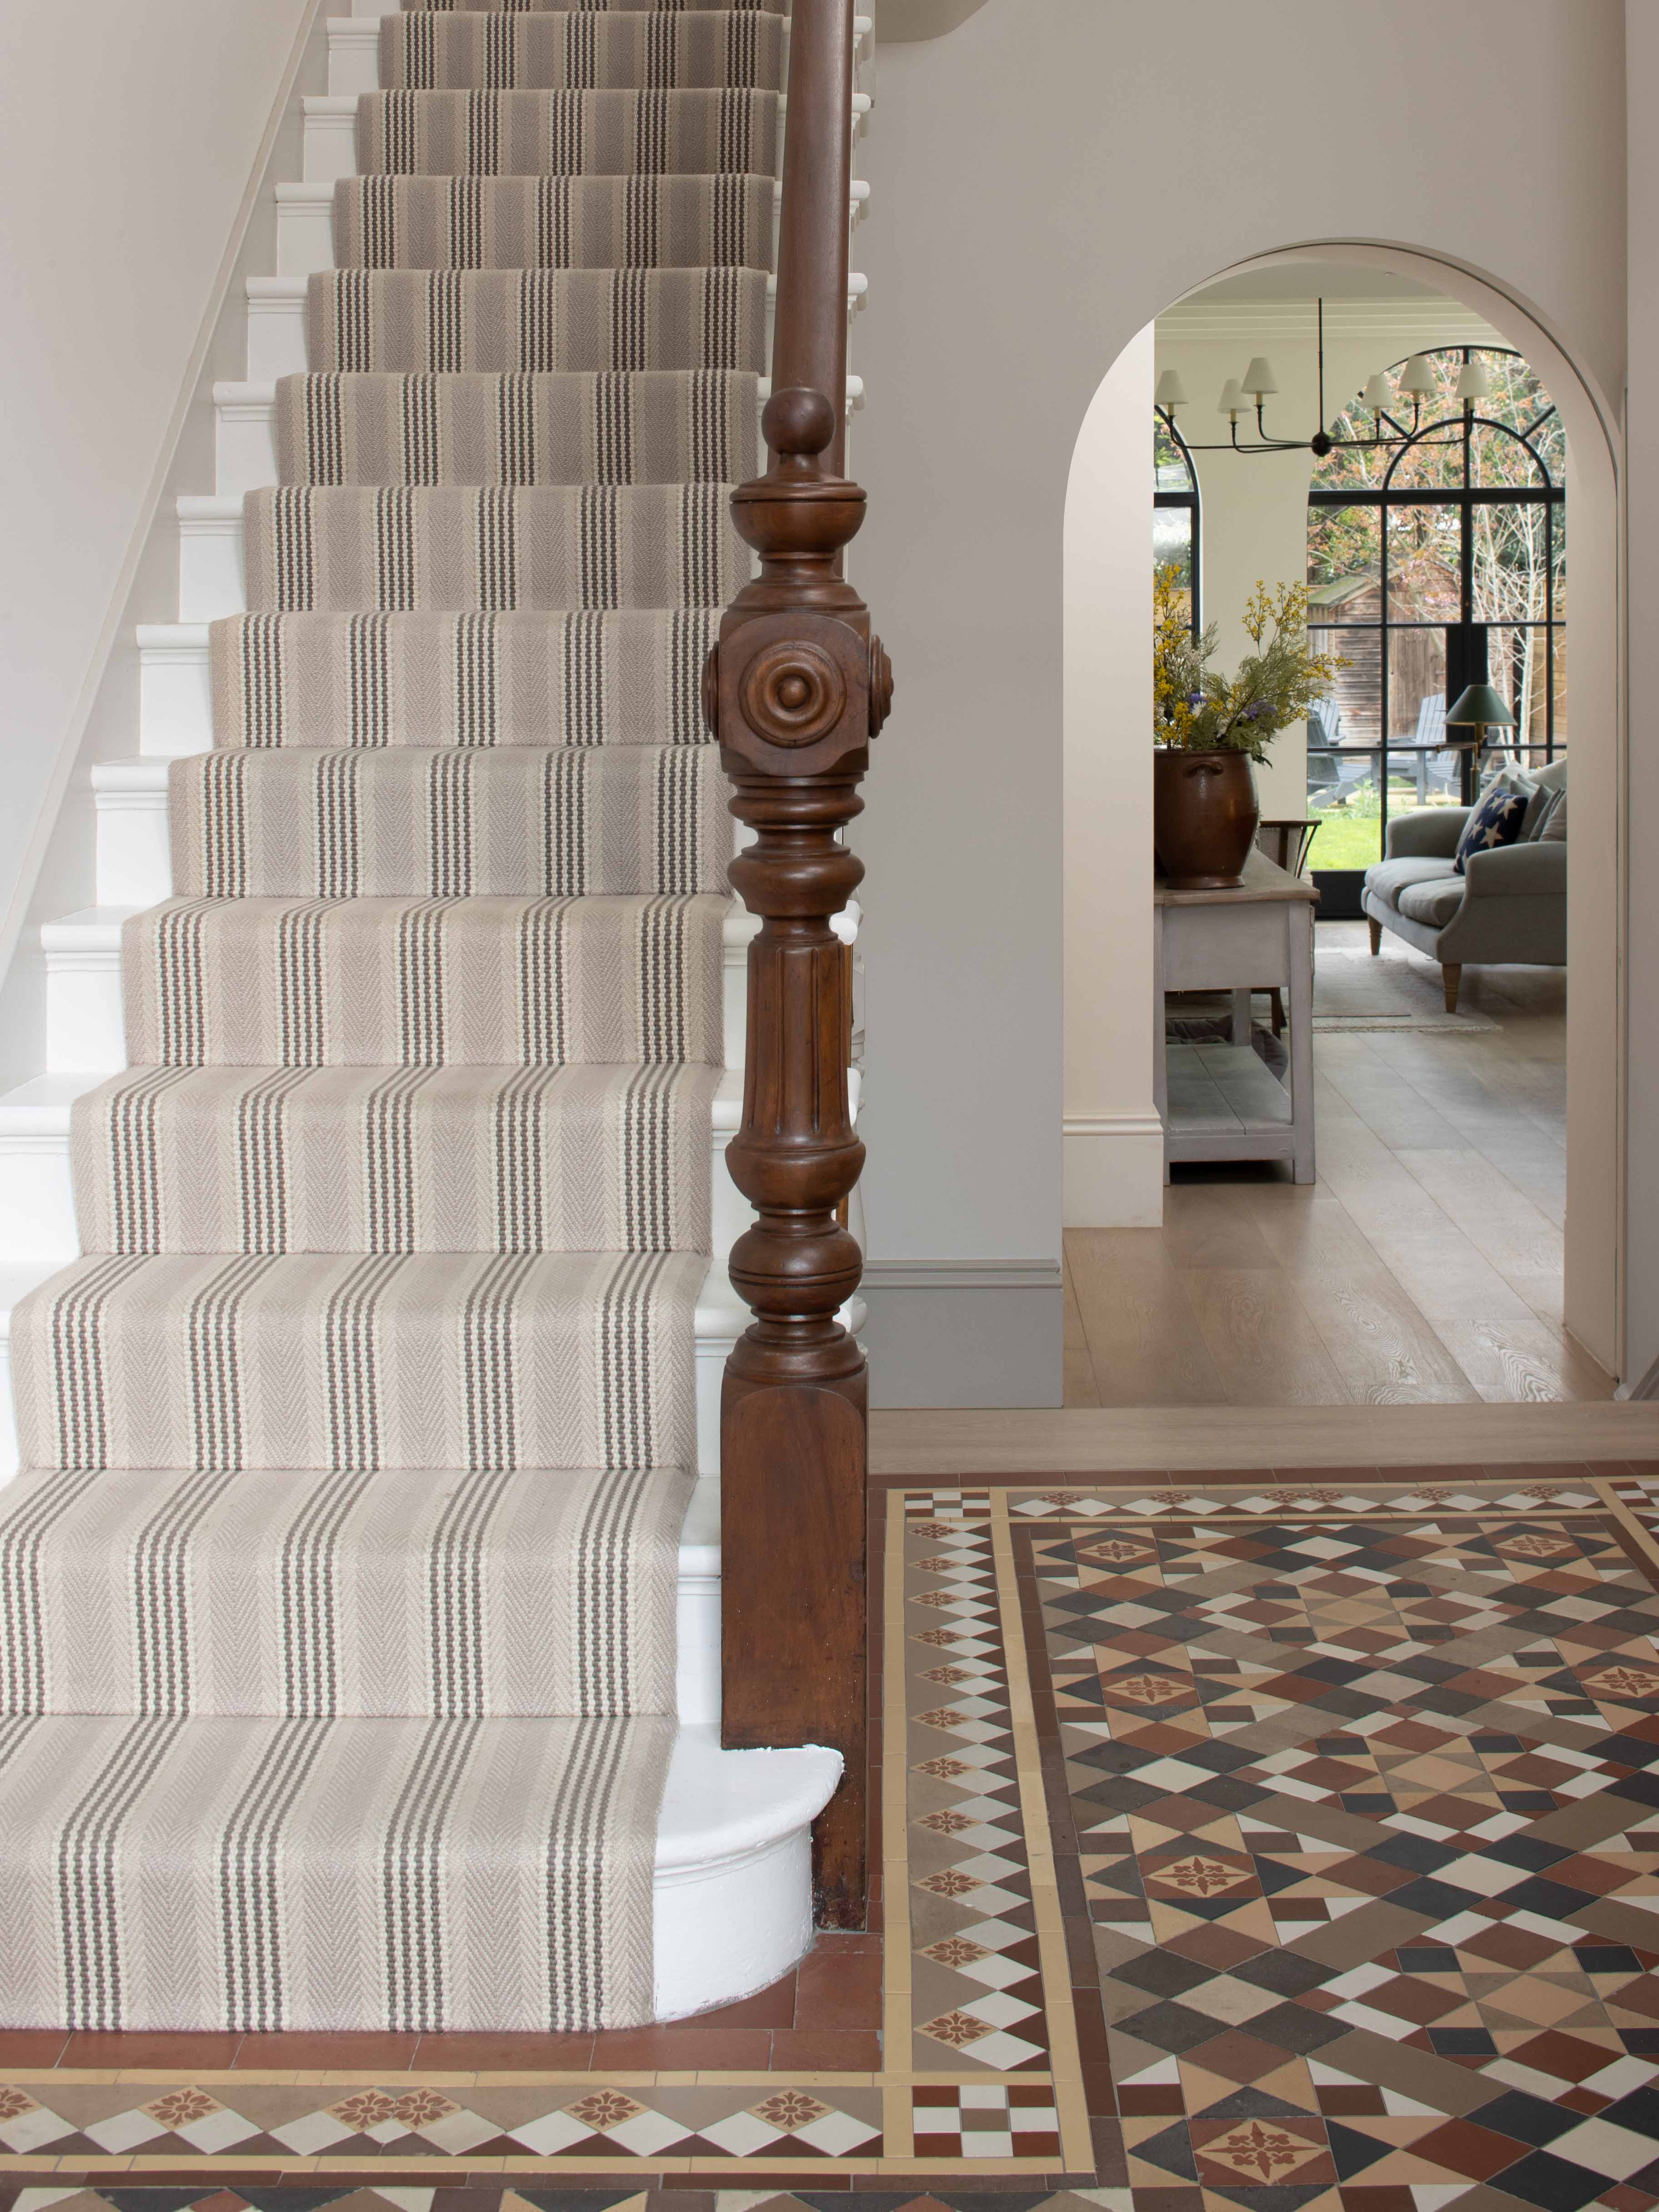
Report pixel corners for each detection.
[1155,302,1499,458]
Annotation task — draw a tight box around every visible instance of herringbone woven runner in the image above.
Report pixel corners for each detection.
[0,0,770,2035]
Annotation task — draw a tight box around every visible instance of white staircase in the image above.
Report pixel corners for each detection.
[0,0,875,2022]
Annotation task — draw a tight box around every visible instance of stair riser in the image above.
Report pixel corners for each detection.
[0,1111,752,1266]
[40,913,758,1075]
[179,504,244,623]
[176,487,764,623]
[214,377,774,499]
[248,280,782,382]
[351,17,788,101]
[301,92,870,187]
[324,16,870,101]
[142,608,728,760]
[167,749,735,900]
[273,178,867,282]
[0,1277,741,1486]
[137,626,213,759]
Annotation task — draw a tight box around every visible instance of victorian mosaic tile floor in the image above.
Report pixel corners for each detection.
[16,1467,1659,2212]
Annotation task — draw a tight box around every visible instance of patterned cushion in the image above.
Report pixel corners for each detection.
[1453,784,1528,874]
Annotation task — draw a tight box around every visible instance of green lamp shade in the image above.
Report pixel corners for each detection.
[1445,682,1516,744]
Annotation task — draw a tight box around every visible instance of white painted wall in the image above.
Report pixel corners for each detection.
[1061,329,1162,1230]
[0,0,313,1010]
[851,0,1628,1402]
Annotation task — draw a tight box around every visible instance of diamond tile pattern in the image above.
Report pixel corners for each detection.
[1028,1482,1659,2212]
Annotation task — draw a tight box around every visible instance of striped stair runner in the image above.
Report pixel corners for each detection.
[0,0,778,2034]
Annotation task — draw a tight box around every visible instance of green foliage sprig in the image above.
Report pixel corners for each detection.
[1154,568,1347,767]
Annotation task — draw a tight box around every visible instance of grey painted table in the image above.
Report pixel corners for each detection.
[1153,849,1319,1183]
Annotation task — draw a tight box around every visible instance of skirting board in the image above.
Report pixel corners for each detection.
[1062,1113,1165,1228]
[861,1258,1063,1409]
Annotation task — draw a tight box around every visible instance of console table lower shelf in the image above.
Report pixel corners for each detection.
[1154,848,1318,1184]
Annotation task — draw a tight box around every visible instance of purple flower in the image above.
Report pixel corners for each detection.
[1186,691,1204,707]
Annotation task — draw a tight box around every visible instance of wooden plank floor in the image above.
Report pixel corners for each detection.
[868,1400,1659,1475]
[1066,923,1611,1408]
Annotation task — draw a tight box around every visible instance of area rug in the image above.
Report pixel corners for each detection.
[1312,1012,1500,1036]
[1313,940,1508,1034]
[16,1471,1659,2212]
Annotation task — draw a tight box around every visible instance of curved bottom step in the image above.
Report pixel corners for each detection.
[654,1725,843,2019]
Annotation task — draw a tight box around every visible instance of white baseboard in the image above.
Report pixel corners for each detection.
[1062,1113,1165,1228]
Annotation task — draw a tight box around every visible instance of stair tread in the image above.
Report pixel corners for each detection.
[120,891,728,1069]
[59,1062,727,1257]
[11,1247,710,1477]
[306,267,769,374]
[242,482,750,612]
[377,11,785,94]
[169,745,732,900]
[0,1458,695,1719]
[207,606,722,752]
[352,86,782,183]
[327,171,781,273]
[270,369,759,488]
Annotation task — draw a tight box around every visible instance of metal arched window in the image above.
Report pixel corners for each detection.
[1303,347,1565,893]
[1155,413,1202,635]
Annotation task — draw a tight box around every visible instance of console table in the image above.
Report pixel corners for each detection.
[1154,849,1318,1182]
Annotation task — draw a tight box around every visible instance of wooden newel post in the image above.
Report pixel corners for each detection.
[705,386,892,1925]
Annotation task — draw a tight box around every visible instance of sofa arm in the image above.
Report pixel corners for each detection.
[1385,809,1467,860]
[1462,840,1567,898]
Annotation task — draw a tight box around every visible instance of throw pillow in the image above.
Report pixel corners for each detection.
[1453,783,1529,874]
[1539,784,1569,841]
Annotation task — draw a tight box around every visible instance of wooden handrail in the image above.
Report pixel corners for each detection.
[705,0,889,1929]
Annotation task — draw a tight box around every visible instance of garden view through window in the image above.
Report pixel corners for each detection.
[1303,346,1566,875]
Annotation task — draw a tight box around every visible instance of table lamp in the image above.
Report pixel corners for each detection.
[1445,681,1516,785]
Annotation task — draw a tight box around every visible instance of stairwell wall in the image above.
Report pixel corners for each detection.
[851,0,1628,1404]
[0,0,320,1079]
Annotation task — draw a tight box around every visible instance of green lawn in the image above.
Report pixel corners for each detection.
[1306,794,1463,873]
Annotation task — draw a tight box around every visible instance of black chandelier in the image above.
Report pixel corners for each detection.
[1154,299,1495,458]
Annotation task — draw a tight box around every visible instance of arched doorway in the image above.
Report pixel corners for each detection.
[1062,241,1622,1385]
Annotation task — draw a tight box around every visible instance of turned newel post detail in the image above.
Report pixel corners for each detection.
[706,386,891,1926]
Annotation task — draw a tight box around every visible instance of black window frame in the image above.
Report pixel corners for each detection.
[1305,345,1565,909]
[1154,414,1202,636]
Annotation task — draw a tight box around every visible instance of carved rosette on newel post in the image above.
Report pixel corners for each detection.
[704,386,891,1926]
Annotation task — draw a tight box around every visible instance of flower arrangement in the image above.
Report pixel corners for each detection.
[1154,568,1346,767]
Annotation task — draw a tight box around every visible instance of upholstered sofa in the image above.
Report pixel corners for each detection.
[1361,759,1567,1011]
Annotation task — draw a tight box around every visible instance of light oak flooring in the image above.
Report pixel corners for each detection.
[1065,921,1612,1409]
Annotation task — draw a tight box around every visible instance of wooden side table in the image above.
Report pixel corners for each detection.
[1154,849,1319,1183]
